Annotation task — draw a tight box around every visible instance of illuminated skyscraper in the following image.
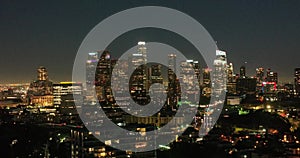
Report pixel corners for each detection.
[201,49,227,135]
[227,63,234,83]
[167,54,180,108]
[193,61,201,87]
[96,51,113,102]
[266,68,278,84]
[129,41,149,105]
[240,66,246,78]
[138,41,147,63]
[213,50,227,94]
[180,60,199,102]
[111,59,130,107]
[85,52,99,105]
[95,51,111,87]
[256,67,264,83]
[260,68,278,101]
[86,52,99,88]
[294,68,300,95]
[149,64,166,106]
[168,54,177,91]
[168,54,177,75]
[255,67,265,93]
[227,63,237,95]
[86,51,113,103]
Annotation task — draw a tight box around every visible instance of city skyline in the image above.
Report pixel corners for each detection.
[2,1,300,157]
[1,1,300,83]
[2,40,300,157]
[0,50,298,85]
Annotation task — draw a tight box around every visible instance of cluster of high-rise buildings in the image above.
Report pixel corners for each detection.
[2,41,300,157]
[225,66,279,98]
[21,41,300,118]
[85,42,203,114]
[2,41,300,121]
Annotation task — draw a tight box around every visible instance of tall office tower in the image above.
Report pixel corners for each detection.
[53,82,83,116]
[168,54,177,90]
[240,66,246,78]
[226,63,237,95]
[201,50,227,135]
[266,68,278,84]
[168,54,177,74]
[294,68,300,95]
[95,51,113,103]
[202,67,212,97]
[138,41,147,63]
[111,59,130,107]
[213,50,227,95]
[193,61,201,87]
[86,51,113,103]
[255,67,265,93]
[86,51,99,104]
[180,60,199,102]
[227,63,234,83]
[86,52,99,86]
[95,51,111,87]
[27,66,53,106]
[137,41,148,90]
[37,66,48,81]
[256,67,264,83]
[129,41,149,105]
[167,54,180,108]
[148,64,166,106]
[168,54,177,89]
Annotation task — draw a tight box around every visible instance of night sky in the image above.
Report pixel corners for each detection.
[1,0,300,84]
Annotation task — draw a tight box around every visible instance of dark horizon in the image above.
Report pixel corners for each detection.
[1,0,300,84]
